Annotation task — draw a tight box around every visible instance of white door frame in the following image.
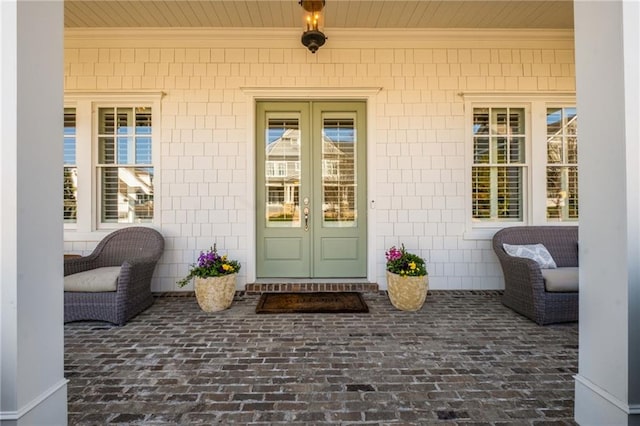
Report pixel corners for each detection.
[241,87,381,284]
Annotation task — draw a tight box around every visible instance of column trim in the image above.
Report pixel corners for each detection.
[575,374,640,414]
[0,379,69,420]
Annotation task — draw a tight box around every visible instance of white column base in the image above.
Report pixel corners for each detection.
[0,380,67,426]
[575,374,640,425]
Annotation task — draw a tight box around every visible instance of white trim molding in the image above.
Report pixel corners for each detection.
[575,374,640,415]
[240,87,382,284]
[0,379,68,421]
[461,92,578,240]
[64,27,575,49]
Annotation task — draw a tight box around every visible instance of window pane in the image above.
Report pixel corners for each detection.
[547,108,563,135]
[492,109,509,135]
[567,137,578,164]
[98,108,115,134]
[497,166,522,220]
[64,108,76,165]
[496,137,507,163]
[135,108,153,164]
[472,167,491,219]
[473,109,489,135]
[509,137,525,163]
[117,108,133,135]
[118,136,132,164]
[546,165,579,221]
[135,108,152,134]
[265,118,300,228]
[101,167,154,223]
[136,137,152,164]
[64,108,77,224]
[473,137,489,163]
[547,137,563,164]
[546,107,578,221]
[568,166,579,219]
[509,109,525,134]
[322,117,356,227]
[99,107,152,165]
[64,167,77,223]
[99,137,115,164]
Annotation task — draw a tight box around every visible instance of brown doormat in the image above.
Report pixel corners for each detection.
[255,292,369,314]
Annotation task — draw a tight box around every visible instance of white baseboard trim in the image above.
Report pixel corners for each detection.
[0,379,68,420]
[575,374,640,415]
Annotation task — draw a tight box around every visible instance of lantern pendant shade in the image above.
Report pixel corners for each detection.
[299,0,326,53]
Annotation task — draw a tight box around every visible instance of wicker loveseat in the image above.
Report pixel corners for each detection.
[492,226,579,325]
[64,227,164,325]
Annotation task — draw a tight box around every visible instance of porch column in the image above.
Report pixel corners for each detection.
[574,0,640,424]
[0,1,67,425]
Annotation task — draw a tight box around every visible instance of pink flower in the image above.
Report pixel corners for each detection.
[385,246,402,262]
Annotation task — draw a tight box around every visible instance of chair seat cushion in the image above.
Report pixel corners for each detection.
[64,266,121,292]
[541,267,579,292]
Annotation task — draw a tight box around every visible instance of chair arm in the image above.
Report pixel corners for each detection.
[115,258,159,295]
[63,255,100,276]
[498,255,547,295]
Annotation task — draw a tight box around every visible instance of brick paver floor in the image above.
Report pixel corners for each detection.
[64,291,578,425]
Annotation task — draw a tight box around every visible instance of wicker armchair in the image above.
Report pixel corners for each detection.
[64,227,164,325]
[492,226,579,325]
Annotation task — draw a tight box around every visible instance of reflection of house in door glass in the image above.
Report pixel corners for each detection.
[265,120,301,225]
[264,117,358,228]
[322,118,356,227]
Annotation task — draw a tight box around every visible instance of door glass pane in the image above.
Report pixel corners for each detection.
[322,116,356,227]
[265,118,301,227]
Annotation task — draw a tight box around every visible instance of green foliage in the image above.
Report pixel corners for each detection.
[385,244,427,277]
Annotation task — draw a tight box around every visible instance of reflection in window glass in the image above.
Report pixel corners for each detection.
[97,106,153,223]
[265,118,301,228]
[322,117,356,227]
[546,107,578,221]
[64,107,77,223]
[472,107,525,221]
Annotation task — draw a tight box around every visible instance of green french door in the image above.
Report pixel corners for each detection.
[256,101,367,278]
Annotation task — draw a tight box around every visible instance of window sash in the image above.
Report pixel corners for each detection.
[64,107,77,223]
[546,107,578,221]
[472,107,526,222]
[97,106,154,224]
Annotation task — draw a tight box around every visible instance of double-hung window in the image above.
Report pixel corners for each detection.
[63,93,161,232]
[465,95,578,237]
[97,106,154,223]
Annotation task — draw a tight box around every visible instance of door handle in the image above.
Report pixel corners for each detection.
[303,207,309,231]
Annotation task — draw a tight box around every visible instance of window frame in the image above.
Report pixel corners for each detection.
[471,105,529,223]
[64,92,162,235]
[462,93,577,240]
[95,104,155,226]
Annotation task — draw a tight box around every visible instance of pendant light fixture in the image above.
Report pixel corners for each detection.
[299,0,326,53]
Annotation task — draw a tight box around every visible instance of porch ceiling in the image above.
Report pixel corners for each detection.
[64,1,574,29]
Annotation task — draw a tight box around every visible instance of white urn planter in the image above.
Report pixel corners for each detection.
[194,274,237,312]
[386,271,429,311]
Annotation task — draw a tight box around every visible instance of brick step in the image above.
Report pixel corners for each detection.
[244,282,379,294]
